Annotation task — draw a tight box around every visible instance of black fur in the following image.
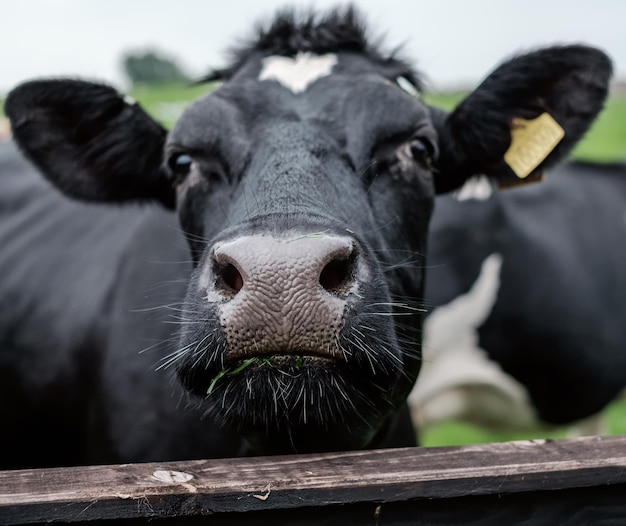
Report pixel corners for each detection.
[4,80,172,207]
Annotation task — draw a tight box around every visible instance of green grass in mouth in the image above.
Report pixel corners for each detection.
[206,357,258,395]
[206,355,308,395]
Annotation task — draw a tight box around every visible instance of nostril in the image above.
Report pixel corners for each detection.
[320,254,356,293]
[216,263,244,294]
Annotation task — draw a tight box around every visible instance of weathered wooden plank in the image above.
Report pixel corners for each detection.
[1,435,625,524]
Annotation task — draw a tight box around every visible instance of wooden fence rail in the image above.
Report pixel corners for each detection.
[1,435,625,525]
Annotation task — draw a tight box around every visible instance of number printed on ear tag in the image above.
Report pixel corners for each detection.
[504,113,565,179]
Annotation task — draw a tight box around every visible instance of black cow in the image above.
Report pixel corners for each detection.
[1,7,611,468]
[411,160,626,435]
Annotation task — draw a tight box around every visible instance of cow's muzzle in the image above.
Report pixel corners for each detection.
[203,233,367,363]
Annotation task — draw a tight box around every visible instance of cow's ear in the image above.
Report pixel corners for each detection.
[431,45,612,194]
[4,79,175,208]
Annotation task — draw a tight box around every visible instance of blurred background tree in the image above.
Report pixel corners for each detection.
[122,49,189,86]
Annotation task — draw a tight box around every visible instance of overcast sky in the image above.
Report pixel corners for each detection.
[2,0,625,95]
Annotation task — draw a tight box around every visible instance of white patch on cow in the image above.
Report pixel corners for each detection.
[396,76,418,96]
[453,175,494,201]
[123,95,137,106]
[426,253,503,348]
[259,52,338,93]
[410,253,614,437]
[409,253,544,431]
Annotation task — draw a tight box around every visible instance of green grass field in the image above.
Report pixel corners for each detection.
[3,82,625,446]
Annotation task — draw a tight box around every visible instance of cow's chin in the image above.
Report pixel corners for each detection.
[189,354,396,454]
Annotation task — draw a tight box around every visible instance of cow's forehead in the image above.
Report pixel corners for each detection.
[171,51,429,153]
[229,50,417,92]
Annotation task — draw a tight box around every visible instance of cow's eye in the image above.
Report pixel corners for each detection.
[167,152,193,181]
[405,138,437,168]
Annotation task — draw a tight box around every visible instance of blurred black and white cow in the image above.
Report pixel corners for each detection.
[1,7,611,468]
[411,160,626,435]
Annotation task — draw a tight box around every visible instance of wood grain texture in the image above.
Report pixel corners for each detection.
[1,435,625,524]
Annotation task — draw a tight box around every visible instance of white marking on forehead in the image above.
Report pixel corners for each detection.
[396,76,418,97]
[453,175,494,201]
[259,52,338,93]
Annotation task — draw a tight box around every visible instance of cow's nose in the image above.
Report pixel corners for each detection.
[212,234,358,298]
[208,234,364,358]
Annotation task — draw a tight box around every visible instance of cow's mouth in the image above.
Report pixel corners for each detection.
[178,344,395,454]
[206,352,338,395]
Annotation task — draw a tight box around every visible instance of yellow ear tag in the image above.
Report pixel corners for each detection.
[504,113,565,179]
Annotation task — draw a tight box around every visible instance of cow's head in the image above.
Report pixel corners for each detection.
[4,7,610,454]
